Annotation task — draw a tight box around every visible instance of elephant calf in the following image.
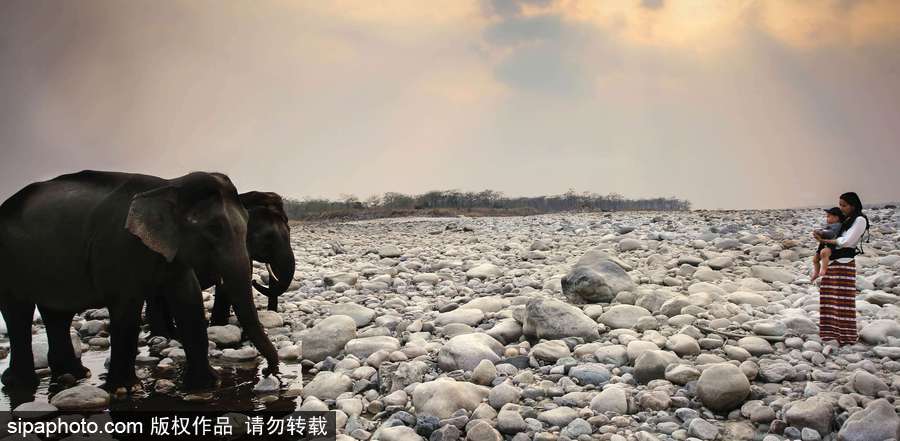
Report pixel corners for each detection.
[0,170,279,392]
[145,191,295,338]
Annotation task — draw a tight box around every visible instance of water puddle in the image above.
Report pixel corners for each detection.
[0,343,304,412]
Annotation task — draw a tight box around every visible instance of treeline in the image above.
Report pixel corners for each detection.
[282,189,690,221]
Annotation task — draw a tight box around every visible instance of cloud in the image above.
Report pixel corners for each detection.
[484,13,563,46]
[482,0,555,18]
[640,0,665,10]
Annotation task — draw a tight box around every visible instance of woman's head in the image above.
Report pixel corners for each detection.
[839,192,863,217]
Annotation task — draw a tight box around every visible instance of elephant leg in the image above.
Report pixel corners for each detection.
[168,271,219,390]
[209,286,231,326]
[103,298,143,391]
[145,296,176,338]
[0,300,38,388]
[39,307,90,381]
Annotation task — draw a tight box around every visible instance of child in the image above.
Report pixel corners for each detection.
[811,207,845,282]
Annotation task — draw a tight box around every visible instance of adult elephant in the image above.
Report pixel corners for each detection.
[0,171,279,392]
[145,191,295,337]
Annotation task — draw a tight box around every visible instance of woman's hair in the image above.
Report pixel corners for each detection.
[839,191,870,245]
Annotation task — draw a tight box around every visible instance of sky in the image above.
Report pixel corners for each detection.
[1,0,898,209]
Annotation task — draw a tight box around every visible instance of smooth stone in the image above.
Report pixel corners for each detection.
[466,263,503,280]
[633,350,678,384]
[737,336,774,356]
[599,305,652,329]
[257,310,284,328]
[537,406,579,427]
[837,398,900,441]
[328,303,377,327]
[785,397,834,435]
[301,372,352,400]
[696,363,750,413]
[531,340,571,362]
[561,248,636,303]
[522,298,600,342]
[590,387,628,414]
[207,325,242,347]
[411,379,489,419]
[751,265,796,283]
[438,333,503,371]
[568,363,611,386]
[303,315,358,362]
[344,336,401,359]
[49,385,109,410]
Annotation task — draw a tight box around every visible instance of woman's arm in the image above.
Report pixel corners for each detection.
[835,217,867,248]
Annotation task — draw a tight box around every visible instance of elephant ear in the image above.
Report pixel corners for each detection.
[125,186,180,262]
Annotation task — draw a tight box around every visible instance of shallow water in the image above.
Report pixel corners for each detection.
[0,342,304,412]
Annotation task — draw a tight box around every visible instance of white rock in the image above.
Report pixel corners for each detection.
[50,385,109,410]
[411,378,489,419]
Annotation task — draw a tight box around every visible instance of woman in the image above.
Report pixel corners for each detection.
[813,192,870,346]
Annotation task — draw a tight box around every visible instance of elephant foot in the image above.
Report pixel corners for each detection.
[208,312,229,327]
[182,364,220,390]
[102,371,140,393]
[1,368,39,390]
[113,383,143,398]
[148,328,174,340]
[51,362,91,382]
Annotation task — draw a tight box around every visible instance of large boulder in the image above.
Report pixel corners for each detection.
[378,426,423,441]
[696,363,750,413]
[438,333,504,371]
[345,336,401,359]
[302,315,357,362]
[435,308,485,327]
[411,379,490,419]
[859,319,900,345]
[590,387,628,414]
[49,385,109,410]
[569,363,611,386]
[522,298,599,342]
[324,272,358,286]
[750,266,796,284]
[530,340,571,362]
[617,238,644,252]
[466,263,504,280]
[327,303,376,327]
[837,399,900,441]
[302,372,352,400]
[785,397,834,435]
[562,248,636,303]
[256,311,283,328]
[460,297,511,314]
[599,305,652,329]
[849,370,888,397]
[726,291,768,307]
[633,350,678,384]
[207,325,242,347]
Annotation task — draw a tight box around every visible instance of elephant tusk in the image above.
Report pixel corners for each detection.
[219,277,225,286]
[267,263,280,283]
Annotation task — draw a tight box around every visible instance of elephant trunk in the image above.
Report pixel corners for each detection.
[220,254,279,375]
[252,245,295,311]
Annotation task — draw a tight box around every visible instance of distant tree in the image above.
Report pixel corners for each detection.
[281,188,691,220]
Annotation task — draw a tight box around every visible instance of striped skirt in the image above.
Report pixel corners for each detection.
[819,260,858,345]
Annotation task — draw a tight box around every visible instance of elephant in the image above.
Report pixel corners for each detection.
[145,191,295,338]
[0,170,279,392]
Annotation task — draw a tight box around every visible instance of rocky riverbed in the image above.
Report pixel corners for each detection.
[2,209,900,441]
